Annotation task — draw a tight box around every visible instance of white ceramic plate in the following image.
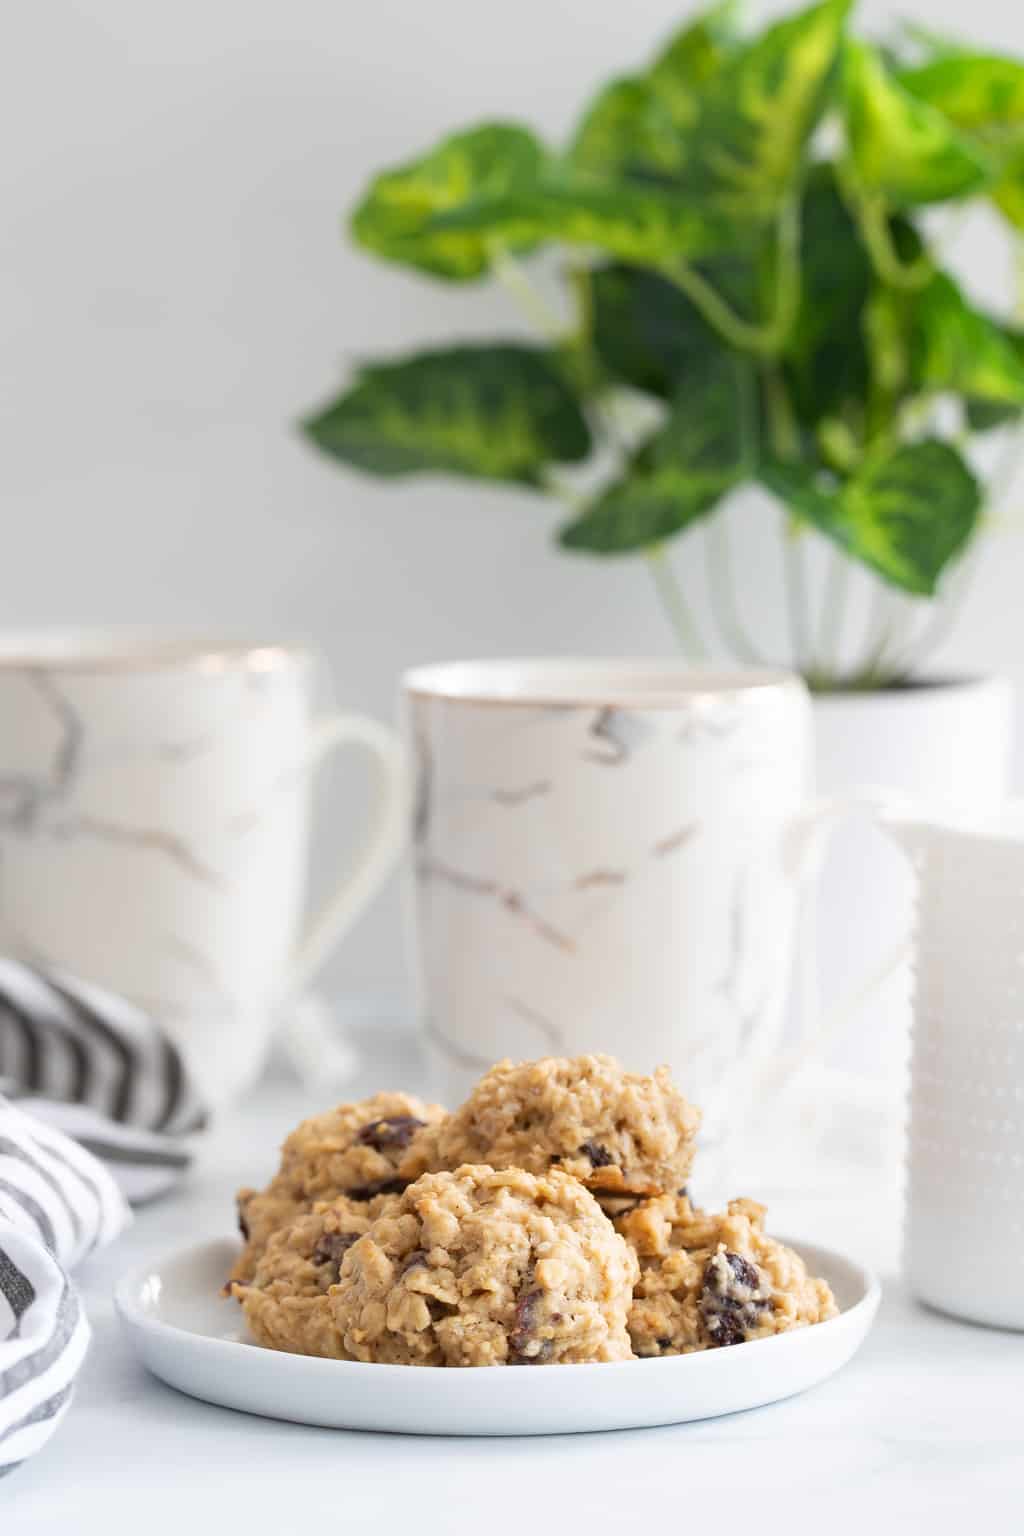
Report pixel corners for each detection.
[115,1237,880,1436]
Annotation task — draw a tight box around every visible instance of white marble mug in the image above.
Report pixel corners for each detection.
[404,659,814,1130]
[0,630,407,1108]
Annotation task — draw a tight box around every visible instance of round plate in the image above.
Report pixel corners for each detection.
[115,1237,880,1437]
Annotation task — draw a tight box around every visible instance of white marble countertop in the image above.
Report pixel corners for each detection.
[7,1024,1024,1533]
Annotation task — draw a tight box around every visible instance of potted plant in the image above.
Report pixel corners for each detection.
[300,0,1019,1082]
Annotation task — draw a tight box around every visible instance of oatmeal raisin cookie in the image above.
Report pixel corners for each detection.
[232,1193,397,1357]
[230,1091,446,1285]
[329,1164,639,1366]
[419,1055,699,1197]
[615,1193,837,1356]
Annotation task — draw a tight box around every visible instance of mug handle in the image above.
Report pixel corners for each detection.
[701,788,911,1138]
[288,713,409,993]
[781,789,916,1097]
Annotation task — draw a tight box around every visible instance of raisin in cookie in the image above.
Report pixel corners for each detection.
[418,1055,699,1197]
[614,1194,837,1356]
[231,1193,398,1357]
[328,1164,639,1366]
[230,1091,446,1285]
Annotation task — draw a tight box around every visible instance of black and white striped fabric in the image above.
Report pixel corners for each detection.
[14,1099,194,1207]
[1,1094,130,1474]
[0,1225,89,1477]
[0,958,205,1136]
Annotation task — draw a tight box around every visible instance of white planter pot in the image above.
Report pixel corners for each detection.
[809,677,1014,1124]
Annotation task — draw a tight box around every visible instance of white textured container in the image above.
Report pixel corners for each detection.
[891,809,1024,1330]
[812,678,1013,1101]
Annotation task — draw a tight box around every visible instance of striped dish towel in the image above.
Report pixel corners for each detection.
[1,1094,130,1475]
[14,1100,194,1206]
[0,956,203,1202]
[0,958,205,1136]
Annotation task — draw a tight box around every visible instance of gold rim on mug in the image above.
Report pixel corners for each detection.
[402,658,806,709]
[0,630,314,675]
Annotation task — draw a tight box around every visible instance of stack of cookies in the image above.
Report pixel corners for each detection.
[228,1055,836,1366]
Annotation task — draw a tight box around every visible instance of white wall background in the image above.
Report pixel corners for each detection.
[3,0,1023,997]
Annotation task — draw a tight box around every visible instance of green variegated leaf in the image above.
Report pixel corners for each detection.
[568,3,738,181]
[589,265,719,397]
[967,398,1023,432]
[899,54,1024,129]
[782,167,872,423]
[559,351,751,553]
[910,273,1024,405]
[567,0,849,228]
[427,171,733,268]
[865,256,1024,415]
[990,133,1024,228]
[646,0,741,128]
[302,346,590,486]
[654,0,739,95]
[429,3,849,271]
[840,438,982,593]
[682,0,852,222]
[842,42,991,205]
[569,77,686,180]
[589,266,698,397]
[898,51,1024,226]
[349,124,545,280]
[962,321,1024,429]
[761,439,981,594]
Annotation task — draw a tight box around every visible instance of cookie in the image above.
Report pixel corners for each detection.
[419,1055,700,1197]
[232,1194,400,1357]
[230,1091,447,1285]
[328,1164,639,1366]
[614,1194,837,1356]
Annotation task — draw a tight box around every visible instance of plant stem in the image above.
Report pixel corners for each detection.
[860,201,932,290]
[705,515,763,663]
[986,421,1024,517]
[646,545,708,661]
[568,263,595,352]
[566,261,606,406]
[665,261,776,355]
[763,363,812,673]
[662,193,802,358]
[815,547,851,686]
[891,548,980,677]
[875,592,918,680]
[763,366,801,461]
[851,578,900,686]
[839,169,933,293]
[541,469,586,512]
[702,363,762,664]
[780,515,812,675]
[488,243,565,340]
[591,391,638,459]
